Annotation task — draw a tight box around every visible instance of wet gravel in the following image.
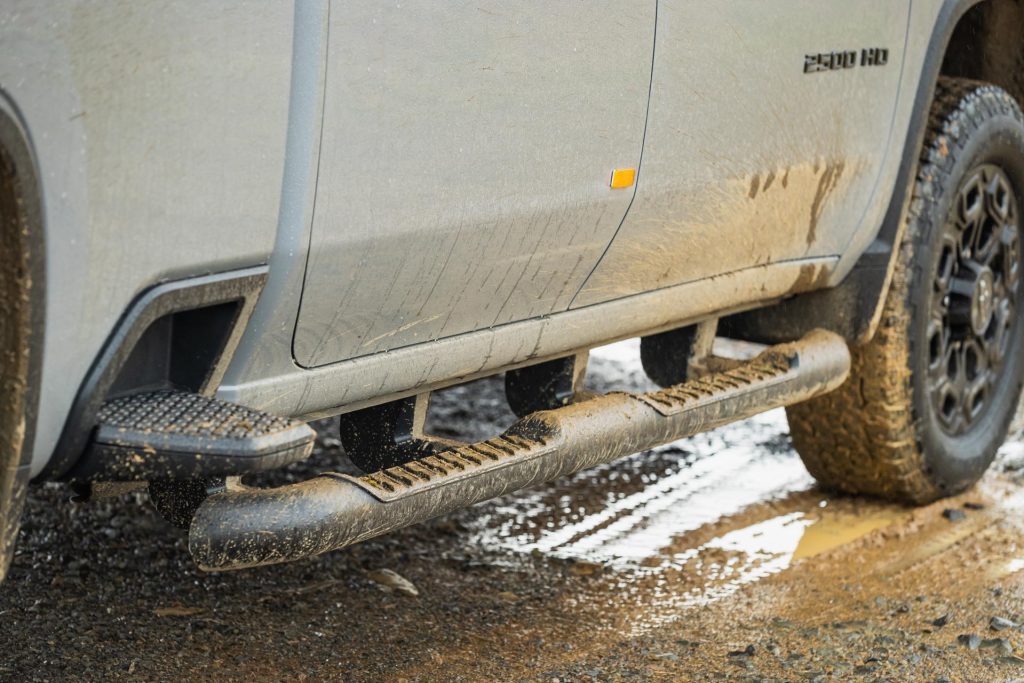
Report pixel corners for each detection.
[3,343,1024,681]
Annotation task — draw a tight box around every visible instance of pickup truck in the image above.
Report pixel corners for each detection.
[1,0,1023,579]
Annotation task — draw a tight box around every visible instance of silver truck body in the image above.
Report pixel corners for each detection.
[0,0,1006,479]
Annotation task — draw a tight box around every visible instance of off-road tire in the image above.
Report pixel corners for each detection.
[787,77,1024,503]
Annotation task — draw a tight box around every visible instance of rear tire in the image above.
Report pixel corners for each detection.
[787,78,1024,503]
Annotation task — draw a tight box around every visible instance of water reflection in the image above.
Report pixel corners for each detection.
[466,337,910,633]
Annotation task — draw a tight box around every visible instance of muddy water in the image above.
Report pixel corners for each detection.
[4,339,1024,681]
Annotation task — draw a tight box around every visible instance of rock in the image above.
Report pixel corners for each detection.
[727,644,755,657]
[963,502,985,510]
[990,616,1017,631]
[153,605,206,617]
[957,634,981,650]
[931,613,950,627]
[942,509,966,522]
[367,569,419,596]
[651,653,679,662]
[1001,444,1024,471]
[567,560,603,577]
[980,638,1013,655]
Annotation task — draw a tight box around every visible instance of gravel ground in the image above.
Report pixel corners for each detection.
[3,341,1024,682]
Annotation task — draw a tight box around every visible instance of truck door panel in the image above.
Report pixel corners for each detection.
[294,2,655,367]
[572,0,911,307]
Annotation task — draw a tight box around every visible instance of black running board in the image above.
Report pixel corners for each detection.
[189,329,850,571]
[76,392,315,480]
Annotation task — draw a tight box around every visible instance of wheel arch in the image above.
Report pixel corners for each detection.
[720,0,1008,347]
[942,0,1024,108]
[0,89,46,581]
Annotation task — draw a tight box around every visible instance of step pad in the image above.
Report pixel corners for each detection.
[80,391,315,480]
[343,346,803,503]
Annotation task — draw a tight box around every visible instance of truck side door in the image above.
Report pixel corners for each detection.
[294,2,656,367]
[572,0,911,307]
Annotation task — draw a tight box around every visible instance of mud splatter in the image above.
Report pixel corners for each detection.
[748,174,760,200]
[807,160,846,246]
[789,263,828,294]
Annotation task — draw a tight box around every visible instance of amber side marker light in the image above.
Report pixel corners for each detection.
[609,167,636,189]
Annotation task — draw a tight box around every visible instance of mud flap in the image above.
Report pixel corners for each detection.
[189,329,851,571]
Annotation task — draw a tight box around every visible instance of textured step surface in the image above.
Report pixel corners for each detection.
[78,392,315,480]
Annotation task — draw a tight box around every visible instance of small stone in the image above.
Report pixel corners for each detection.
[567,560,603,577]
[942,508,966,522]
[957,634,981,650]
[652,652,679,662]
[931,613,950,627]
[1002,450,1024,471]
[153,605,206,618]
[998,655,1024,666]
[991,616,1017,631]
[980,638,1014,655]
[727,644,756,657]
[963,502,985,510]
[367,568,419,596]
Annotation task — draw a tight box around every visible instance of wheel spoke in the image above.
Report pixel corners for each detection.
[927,163,1022,435]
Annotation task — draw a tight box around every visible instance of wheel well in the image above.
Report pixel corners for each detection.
[942,0,1024,107]
[0,101,44,580]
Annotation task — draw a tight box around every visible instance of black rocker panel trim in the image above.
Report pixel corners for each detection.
[43,267,268,481]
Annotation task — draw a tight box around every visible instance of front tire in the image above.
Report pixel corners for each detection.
[787,78,1024,503]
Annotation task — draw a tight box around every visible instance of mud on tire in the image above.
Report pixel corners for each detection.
[787,77,1024,503]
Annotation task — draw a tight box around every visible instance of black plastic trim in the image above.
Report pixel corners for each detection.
[42,267,268,481]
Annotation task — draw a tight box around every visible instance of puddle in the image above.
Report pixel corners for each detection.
[792,508,902,560]
[462,337,917,635]
[469,409,810,565]
[466,405,906,634]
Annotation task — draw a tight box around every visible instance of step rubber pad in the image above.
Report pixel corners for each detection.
[82,391,315,480]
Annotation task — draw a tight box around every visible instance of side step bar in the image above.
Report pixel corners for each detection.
[189,329,850,571]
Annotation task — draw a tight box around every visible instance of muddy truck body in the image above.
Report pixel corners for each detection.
[2,0,1024,577]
